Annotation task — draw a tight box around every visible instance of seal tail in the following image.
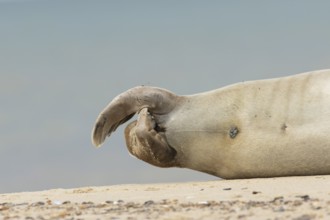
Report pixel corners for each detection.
[91,86,178,147]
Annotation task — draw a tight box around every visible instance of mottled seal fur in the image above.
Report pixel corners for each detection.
[92,69,330,179]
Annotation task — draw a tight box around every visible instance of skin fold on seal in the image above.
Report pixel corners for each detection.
[91,69,330,179]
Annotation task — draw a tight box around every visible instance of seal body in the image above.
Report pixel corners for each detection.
[92,69,330,179]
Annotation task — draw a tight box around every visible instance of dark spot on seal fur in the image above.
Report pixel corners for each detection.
[223,188,232,191]
[281,123,288,131]
[229,127,239,139]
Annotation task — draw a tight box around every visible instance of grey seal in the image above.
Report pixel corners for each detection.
[92,69,330,179]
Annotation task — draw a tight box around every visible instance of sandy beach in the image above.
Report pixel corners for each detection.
[1,175,330,219]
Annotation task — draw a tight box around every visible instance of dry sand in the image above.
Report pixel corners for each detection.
[1,175,330,219]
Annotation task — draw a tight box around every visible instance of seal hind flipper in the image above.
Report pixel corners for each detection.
[124,108,177,167]
[91,86,178,147]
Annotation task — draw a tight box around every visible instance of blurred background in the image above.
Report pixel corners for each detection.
[1,0,330,193]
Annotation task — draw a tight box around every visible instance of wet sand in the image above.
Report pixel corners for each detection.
[1,175,330,219]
